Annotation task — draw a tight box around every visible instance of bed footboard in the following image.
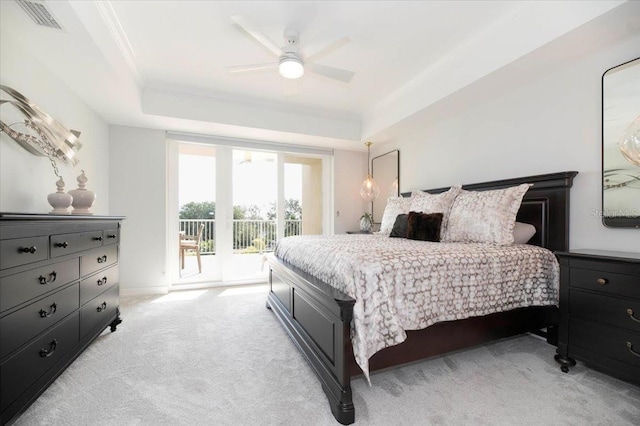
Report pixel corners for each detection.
[265,254,356,425]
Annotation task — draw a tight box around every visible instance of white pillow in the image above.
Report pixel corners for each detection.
[443,183,531,245]
[378,196,411,235]
[513,222,536,244]
[409,185,461,236]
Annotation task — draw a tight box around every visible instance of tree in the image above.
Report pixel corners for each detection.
[179,201,216,219]
[233,205,245,220]
[266,198,302,220]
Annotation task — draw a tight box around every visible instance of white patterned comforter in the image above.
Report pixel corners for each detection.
[273,234,559,380]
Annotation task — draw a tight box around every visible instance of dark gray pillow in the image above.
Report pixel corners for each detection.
[406,212,443,242]
[389,214,409,238]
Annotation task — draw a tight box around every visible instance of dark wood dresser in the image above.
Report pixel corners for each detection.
[555,249,640,385]
[0,213,124,425]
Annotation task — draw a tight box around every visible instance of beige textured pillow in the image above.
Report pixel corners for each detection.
[378,196,411,235]
[410,185,461,235]
[443,183,531,245]
[513,222,537,244]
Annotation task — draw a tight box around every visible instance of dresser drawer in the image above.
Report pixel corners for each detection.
[569,318,640,369]
[80,265,119,305]
[0,236,49,269]
[80,284,119,339]
[50,231,103,258]
[570,267,640,300]
[80,245,118,277]
[0,258,79,313]
[570,290,640,334]
[103,228,120,246]
[0,283,80,359]
[0,312,79,412]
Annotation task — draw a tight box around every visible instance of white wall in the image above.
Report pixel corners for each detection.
[334,150,368,233]
[109,124,365,294]
[109,125,167,295]
[373,4,640,252]
[0,30,109,214]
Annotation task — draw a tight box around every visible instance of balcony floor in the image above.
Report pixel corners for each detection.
[176,252,268,285]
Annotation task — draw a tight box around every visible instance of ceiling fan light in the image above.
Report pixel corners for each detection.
[279,57,304,79]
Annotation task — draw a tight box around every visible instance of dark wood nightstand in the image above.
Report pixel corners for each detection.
[554,249,640,385]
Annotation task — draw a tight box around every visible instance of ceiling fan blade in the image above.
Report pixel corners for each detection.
[305,36,350,62]
[306,63,355,83]
[225,62,278,73]
[231,15,282,57]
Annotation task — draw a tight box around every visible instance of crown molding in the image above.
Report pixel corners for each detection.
[94,1,144,86]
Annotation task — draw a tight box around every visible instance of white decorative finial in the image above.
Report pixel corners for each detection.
[55,177,66,193]
[76,170,88,189]
[48,177,73,214]
[69,170,96,215]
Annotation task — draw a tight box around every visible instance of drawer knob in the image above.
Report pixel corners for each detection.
[97,276,108,286]
[38,271,57,285]
[20,246,37,254]
[627,309,640,324]
[596,278,608,285]
[39,339,58,358]
[97,255,108,264]
[107,234,117,239]
[39,303,58,318]
[94,236,103,242]
[627,342,640,359]
[97,301,107,312]
[55,241,69,248]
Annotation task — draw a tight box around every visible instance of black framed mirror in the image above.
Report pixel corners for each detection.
[372,150,399,224]
[602,57,640,228]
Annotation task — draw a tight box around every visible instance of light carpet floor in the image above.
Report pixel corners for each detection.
[14,285,640,426]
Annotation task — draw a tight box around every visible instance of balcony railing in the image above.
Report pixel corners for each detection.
[179,219,302,255]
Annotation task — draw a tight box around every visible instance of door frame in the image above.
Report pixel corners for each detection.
[166,137,334,289]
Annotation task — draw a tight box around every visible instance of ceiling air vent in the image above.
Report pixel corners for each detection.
[15,0,63,30]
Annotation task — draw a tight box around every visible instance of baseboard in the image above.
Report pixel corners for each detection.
[120,286,169,297]
[169,279,268,291]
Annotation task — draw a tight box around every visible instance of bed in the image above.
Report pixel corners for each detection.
[264,171,578,424]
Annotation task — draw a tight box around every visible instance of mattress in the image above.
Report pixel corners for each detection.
[274,234,559,380]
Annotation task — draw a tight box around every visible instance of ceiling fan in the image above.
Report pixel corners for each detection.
[226,15,355,84]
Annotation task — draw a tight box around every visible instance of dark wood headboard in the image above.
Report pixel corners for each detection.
[402,171,578,253]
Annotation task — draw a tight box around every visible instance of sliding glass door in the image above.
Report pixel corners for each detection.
[168,139,331,287]
[229,149,277,280]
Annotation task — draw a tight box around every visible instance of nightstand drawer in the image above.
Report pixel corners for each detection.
[51,231,104,258]
[569,318,640,369]
[570,290,640,334]
[570,268,640,300]
[0,312,79,412]
[0,283,80,359]
[80,245,118,277]
[0,236,49,269]
[80,265,118,305]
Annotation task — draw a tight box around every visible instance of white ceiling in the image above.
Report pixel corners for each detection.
[0,0,626,151]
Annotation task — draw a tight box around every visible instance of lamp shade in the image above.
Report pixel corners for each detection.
[360,174,380,202]
[279,57,304,79]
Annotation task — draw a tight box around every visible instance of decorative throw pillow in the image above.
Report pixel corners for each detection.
[443,183,531,245]
[379,196,411,235]
[389,214,409,238]
[406,212,443,242]
[513,222,536,244]
[410,185,461,235]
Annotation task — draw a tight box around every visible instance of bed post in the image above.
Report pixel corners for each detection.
[265,255,356,424]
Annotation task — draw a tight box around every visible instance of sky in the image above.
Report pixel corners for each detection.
[178,153,302,209]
